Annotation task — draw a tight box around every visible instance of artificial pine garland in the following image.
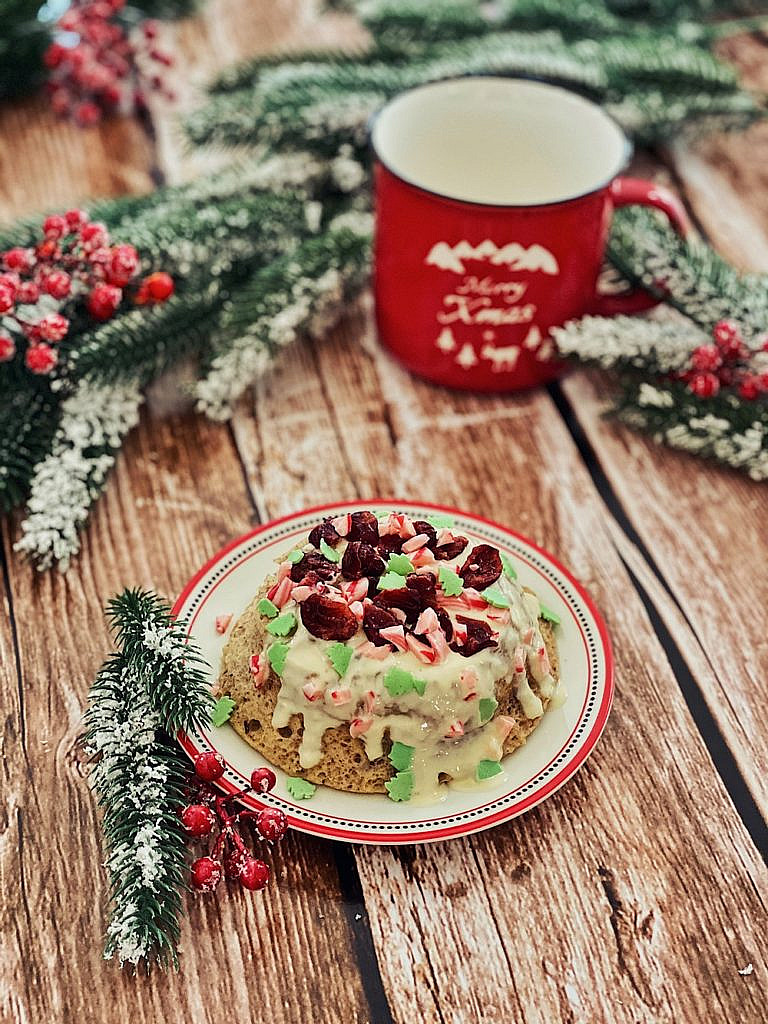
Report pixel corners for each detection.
[3,0,768,577]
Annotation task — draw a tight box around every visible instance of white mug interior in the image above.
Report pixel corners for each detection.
[371,77,630,207]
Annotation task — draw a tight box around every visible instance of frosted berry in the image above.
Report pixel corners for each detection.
[180,803,216,837]
[108,243,140,286]
[80,221,109,249]
[44,42,68,69]
[0,334,16,361]
[3,248,34,272]
[75,101,101,126]
[38,312,69,342]
[17,281,40,303]
[688,371,720,399]
[250,767,276,794]
[190,856,222,892]
[239,856,270,891]
[143,271,174,301]
[223,847,248,879]
[0,284,14,313]
[738,374,761,400]
[690,345,722,373]
[712,319,745,360]
[256,807,288,841]
[43,270,71,299]
[25,344,58,375]
[43,214,68,239]
[194,750,225,782]
[87,283,122,321]
[65,209,88,230]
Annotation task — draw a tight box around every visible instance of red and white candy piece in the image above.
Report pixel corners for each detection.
[415,607,440,635]
[462,587,489,610]
[402,532,430,553]
[379,625,408,652]
[380,512,416,538]
[341,577,369,603]
[349,600,365,621]
[513,645,527,676]
[495,715,516,743]
[349,716,373,738]
[271,576,294,609]
[410,546,436,568]
[332,513,352,536]
[291,585,313,603]
[358,641,392,660]
[329,687,352,705]
[459,668,479,700]
[214,613,232,635]
[446,719,465,739]
[436,527,455,547]
[249,653,269,688]
[406,633,438,664]
[303,681,325,702]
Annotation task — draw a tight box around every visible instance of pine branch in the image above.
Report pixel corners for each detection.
[608,206,768,341]
[551,313,709,374]
[85,589,214,969]
[0,370,61,514]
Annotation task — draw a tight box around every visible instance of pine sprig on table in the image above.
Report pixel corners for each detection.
[85,589,213,969]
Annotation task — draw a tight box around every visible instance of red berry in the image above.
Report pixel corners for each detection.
[759,372,768,392]
[3,248,34,272]
[65,209,88,230]
[25,344,58,375]
[0,271,20,292]
[0,334,16,362]
[690,344,722,373]
[239,856,270,891]
[50,89,71,117]
[250,767,276,793]
[43,214,68,239]
[194,750,226,782]
[688,371,720,399]
[223,847,248,879]
[180,803,216,837]
[190,856,222,892]
[16,281,40,303]
[35,239,59,262]
[76,101,101,126]
[0,284,14,314]
[38,313,69,342]
[738,374,761,400]
[142,271,174,302]
[108,243,140,286]
[80,221,110,249]
[44,42,68,69]
[43,270,71,300]
[712,319,740,346]
[86,283,122,321]
[256,807,288,841]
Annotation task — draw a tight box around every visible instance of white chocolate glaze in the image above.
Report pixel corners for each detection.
[266,525,564,802]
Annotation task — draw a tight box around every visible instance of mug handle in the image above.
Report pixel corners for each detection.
[591,177,692,316]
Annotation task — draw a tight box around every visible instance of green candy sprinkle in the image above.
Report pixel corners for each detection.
[267,611,297,637]
[389,741,414,772]
[482,585,510,609]
[479,697,498,724]
[385,770,414,802]
[427,514,454,528]
[287,777,316,800]
[476,759,503,781]
[384,666,414,697]
[387,553,414,575]
[327,641,353,677]
[257,597,279,619]
[320,538,341,562]
[378,571,407,591]
[540,603,561,625]
[411,675,427,697]
[500,553,518,581]
[267,642,289,675]
[287,548,305,564]
[211,696,235,727]
[438,565,463,597]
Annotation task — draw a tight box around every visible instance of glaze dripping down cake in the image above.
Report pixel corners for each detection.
[215,510,564,803]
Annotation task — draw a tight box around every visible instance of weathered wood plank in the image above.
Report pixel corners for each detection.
[0,410,372,1024]
[230,309,768,1024]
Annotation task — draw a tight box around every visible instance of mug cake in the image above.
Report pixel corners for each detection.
[215,509,564,803]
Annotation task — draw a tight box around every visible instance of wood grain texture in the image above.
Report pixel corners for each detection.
[230,310,768,1024]
[0,411,372,1024]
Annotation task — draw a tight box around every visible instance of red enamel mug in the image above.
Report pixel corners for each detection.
[371,77,690,391]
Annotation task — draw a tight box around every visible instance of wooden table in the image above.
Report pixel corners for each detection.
[2,4,767,1022]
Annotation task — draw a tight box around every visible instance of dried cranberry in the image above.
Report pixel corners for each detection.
[309,517,341,548]
[341,541,385,581]
[300,593,357,641]
[436,608,453,642]
[434,535,469,560]
[377,533,404,556]
[405,572,437,608]
[458,544,502,590]
[363,604,400,646]
[412,520,438,548]
[348,510,380,545]
[374,587,422,624]
[453,615,497,656]
[290,551,337,583]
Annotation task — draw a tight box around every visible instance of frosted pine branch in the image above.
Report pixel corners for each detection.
[551,314,709,373]
[14,378,142,570]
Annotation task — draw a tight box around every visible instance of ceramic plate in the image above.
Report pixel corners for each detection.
[175,501,613,845]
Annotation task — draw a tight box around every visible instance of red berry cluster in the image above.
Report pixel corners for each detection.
[44,0,175,125]
[0,209,174,375]
[184,752,287,895]
[682,320,768,401]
